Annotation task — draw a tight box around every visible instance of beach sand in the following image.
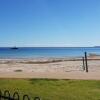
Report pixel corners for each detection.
[0,56,100,80]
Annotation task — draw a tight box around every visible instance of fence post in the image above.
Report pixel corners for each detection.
[85,52,88,72]
[82,57,85,71]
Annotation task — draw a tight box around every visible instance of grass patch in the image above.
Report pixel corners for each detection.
[0,79,100,100]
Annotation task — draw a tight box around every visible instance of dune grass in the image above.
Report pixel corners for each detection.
[0,79,100,100]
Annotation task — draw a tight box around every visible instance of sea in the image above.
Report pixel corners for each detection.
[0,47,100,58]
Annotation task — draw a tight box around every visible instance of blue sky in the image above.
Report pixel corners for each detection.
[0,0,100,47]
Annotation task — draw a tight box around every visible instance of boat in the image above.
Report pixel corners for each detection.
[10,46,18,49]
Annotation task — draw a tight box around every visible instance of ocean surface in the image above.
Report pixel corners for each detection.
[0,47,100,58]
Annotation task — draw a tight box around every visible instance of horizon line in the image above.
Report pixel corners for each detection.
[0,46,97,48]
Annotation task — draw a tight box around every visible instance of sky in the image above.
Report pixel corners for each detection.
[0,0,100,47]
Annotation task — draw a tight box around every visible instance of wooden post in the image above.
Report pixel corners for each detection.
[82,57,85,71]
[85,52,88,72]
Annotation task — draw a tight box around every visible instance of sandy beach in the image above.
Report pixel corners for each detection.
[0,56,100,80]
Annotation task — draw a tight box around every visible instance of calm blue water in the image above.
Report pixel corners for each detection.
[0,47,100,58]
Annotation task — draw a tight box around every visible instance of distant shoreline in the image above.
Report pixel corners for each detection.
[0,46,98,48]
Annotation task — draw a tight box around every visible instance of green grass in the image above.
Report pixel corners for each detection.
[0,79,100,100]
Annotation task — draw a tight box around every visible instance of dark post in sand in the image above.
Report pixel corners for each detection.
[82,57,85,71]
[85,52,88,72]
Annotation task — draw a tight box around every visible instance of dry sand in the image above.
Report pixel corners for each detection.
[0,56,100,80]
